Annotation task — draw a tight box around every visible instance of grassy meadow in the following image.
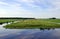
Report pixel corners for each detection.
[3,19,60,29]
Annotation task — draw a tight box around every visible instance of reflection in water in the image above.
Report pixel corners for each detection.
[39,28,55,30]
[1,29,60,39]
[0,23,60,39]
[0,23,3,25]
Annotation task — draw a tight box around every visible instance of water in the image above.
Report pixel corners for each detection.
[0,23,60,39]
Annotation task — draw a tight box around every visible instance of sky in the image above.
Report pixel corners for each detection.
[0,0,60,18]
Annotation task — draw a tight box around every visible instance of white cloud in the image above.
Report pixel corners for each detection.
[0,9,7,16]
[0,2,8,5]
[0,0,60,18]
[15,0,34,3]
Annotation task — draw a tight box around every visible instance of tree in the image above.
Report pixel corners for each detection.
[49,17,56,19]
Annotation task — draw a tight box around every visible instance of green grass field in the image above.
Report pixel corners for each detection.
[40,19,60,23]
[4,19,60,29]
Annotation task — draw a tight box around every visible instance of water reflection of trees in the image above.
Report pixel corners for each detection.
[39,28,55,30]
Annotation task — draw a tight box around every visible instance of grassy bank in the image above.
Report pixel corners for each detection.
[4,19,60,29]
[0,19,18,24]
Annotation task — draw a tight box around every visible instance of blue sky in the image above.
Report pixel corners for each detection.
[0,0,60,18]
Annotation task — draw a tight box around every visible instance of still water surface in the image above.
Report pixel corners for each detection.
[0,23,60,39]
